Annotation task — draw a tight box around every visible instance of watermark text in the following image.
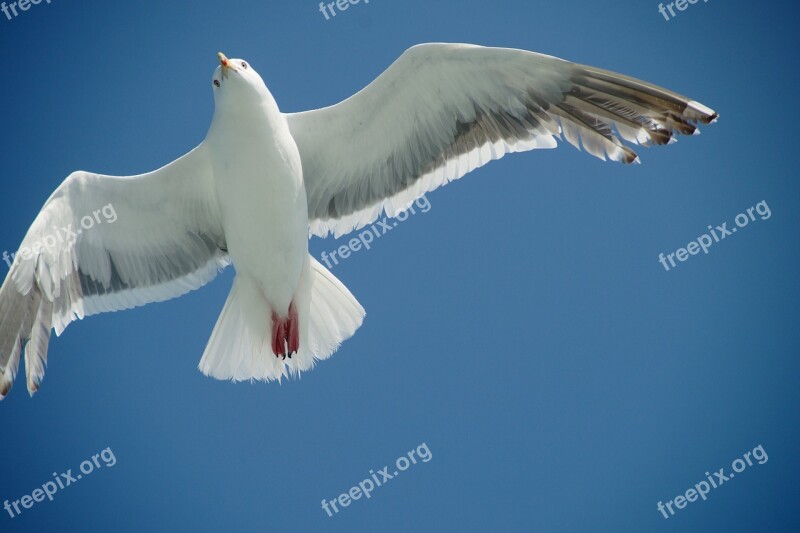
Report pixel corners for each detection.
[320,195,431,270]
[3,446,117,520]
[658,200,771,272]
[321,442,432,517]
[657,444,767,519]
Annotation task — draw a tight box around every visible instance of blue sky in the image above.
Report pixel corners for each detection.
[1,0,798,531]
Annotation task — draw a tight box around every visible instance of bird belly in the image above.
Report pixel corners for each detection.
[211,132,308,315]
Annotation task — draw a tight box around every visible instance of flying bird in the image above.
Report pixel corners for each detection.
[0,44,718,398]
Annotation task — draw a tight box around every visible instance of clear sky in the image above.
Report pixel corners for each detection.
[0,0,798,531]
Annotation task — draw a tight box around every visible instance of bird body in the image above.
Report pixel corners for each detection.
[0,44,718,398]
[207,76,307,317]
[197,55,356,379]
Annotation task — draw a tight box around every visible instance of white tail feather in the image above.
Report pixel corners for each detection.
[198,255,365,382]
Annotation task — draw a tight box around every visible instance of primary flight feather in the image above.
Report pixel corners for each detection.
[0,44,717,398]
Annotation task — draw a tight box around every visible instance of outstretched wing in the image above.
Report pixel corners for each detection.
[286,43,718,238]
[0,143,228,397]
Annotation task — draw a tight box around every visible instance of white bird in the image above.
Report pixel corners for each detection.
[0,44,717,398]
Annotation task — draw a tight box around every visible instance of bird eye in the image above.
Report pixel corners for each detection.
[241,62,248,69]
[213,79,220,87]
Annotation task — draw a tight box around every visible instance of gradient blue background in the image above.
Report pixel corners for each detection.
[0,0,797,531]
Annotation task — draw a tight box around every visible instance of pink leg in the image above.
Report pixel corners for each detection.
[271,310,286,358]
[287,302,299,355]
[271,302,300,359]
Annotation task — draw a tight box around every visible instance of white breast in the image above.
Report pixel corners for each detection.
[207,109,308,314]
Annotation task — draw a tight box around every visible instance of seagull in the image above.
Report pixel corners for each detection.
[0,44,717,398]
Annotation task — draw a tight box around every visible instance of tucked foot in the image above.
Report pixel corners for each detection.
[271,302,300,360]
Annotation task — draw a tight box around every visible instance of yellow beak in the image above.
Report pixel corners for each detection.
[218,52,230,78]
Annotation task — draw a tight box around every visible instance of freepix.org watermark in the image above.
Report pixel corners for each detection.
[657,0,709,22]
[656,444,767,520]
[321,442,432,518]
[3,447,117,520]
[2,203,118,270]
[1,0,53,23]
[658,200,771,272]
[319,195,431,270]
[318,0,370,21]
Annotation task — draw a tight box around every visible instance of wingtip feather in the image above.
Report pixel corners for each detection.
[687,100,718,124]
[0,375,12,400]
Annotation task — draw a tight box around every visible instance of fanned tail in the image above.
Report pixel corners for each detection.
[198,255,365,382]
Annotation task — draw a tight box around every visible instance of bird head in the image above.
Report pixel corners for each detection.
[211,52,270,104]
